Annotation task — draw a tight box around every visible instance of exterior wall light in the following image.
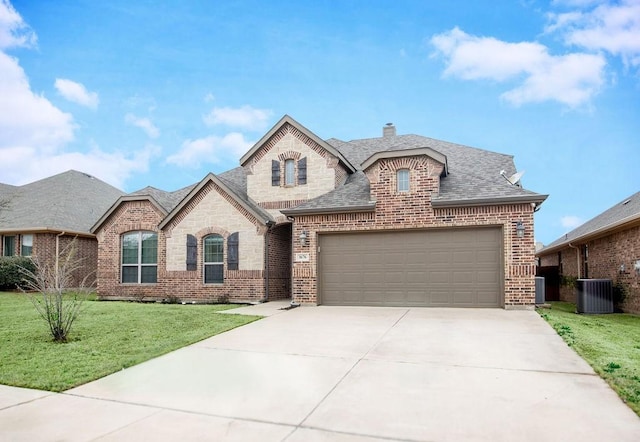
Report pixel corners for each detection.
[515,221,525,238]
[299,230,308,246]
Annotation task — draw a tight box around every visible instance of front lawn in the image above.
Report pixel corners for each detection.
[538,302,640,416]
[0,292,260,392]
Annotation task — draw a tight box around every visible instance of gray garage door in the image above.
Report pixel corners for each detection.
[318,228,502,307]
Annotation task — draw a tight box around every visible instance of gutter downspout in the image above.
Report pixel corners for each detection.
[569,242,581,279]
[56,231,66,289]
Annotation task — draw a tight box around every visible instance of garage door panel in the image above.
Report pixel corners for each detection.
[319,228,502,307]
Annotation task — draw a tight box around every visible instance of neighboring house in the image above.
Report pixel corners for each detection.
[537,191,640,314]
[0,170,125,287]
[92,115,547,308]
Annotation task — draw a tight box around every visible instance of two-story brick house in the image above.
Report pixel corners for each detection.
[92,115,547,308]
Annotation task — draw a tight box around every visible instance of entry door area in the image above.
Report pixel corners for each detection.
[318,228,503,307]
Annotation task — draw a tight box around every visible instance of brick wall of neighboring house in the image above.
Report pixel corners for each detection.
[587,226,640,313]
[30,233,98,288]
[266,223,292,300]
[539,247,580,302]
[291,156,537,308]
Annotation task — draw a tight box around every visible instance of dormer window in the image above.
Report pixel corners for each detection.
[397,169,410,192]
[285,159,295,186]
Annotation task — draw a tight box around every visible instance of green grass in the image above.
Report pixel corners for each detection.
[538,302,640,416]
[0,292,261,392]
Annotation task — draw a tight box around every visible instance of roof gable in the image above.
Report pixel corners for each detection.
[361,147,448,176]
[158,172,274,230]
[240,115,356,174]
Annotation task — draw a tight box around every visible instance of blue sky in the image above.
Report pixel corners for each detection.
[0,0,638,245]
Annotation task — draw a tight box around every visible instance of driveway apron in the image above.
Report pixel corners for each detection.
[1,306,638,441]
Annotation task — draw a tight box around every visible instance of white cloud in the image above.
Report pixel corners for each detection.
[430,27,605,108]
[0,0,36,49]
[0,52,75,151]
[204,93,215,103]
[560,215,584,229]
[0,142,159,189]
[166,133,253,168]
[125,113,159,138]
[547,0,640,67]
[203,105,272,130]
[54,78,99,109]
[0,1,153,189]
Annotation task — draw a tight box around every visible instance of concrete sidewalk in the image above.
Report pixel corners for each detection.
[1,306,638,441]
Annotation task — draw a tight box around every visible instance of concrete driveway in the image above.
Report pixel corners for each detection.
[1,304,638,441]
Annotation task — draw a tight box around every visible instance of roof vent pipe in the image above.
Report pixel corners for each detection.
[383,123,396,137]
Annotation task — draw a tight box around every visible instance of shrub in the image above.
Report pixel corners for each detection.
[0,256,36,290]
[20,239,92,343]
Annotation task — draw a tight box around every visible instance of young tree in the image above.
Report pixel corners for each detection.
[21,238,93,342]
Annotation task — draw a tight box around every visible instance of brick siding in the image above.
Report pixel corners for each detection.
[1,233,97,288]
[96,196,292,304]
[291,155,537,308]
[540,226,640,313]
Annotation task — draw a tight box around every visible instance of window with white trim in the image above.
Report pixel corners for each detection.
[121,231,157,283]
[204,234,224,284]
[397,169,410,192]
[21,234,33,256]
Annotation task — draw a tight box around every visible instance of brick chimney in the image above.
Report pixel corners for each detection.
[383,123,396,137]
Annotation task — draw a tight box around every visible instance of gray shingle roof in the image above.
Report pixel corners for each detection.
[0,170,125,234]
[287,133,545,213]
[129,184,197,213]
[284,171,374,214]
[122,167,273,231]
[539,191,640,254]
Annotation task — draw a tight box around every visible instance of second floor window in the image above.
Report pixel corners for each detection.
[285,159,295,186]
[397,169,410,192]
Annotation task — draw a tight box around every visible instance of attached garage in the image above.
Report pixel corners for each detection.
[318,227,503,307]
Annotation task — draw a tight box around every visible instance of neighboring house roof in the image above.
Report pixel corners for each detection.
[538,191,640,255]
[240,115,357,174]
[0,170,125,236]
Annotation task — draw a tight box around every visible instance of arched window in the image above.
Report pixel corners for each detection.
[397,169,410,192]
[204,234,224,283]
[121,231,157,283]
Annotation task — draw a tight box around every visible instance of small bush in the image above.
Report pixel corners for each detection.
[0,256,36,290]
